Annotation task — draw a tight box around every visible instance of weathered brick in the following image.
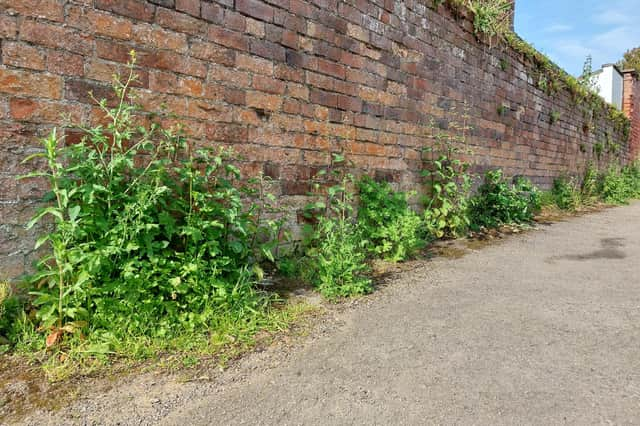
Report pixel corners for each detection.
[208,26,249,51]
[236,53,274,75]
[250,39,286,62]
[95,0,156,22]
[205,123,249,143]
[20,20,94,56]
[247,91,283,111]
[10,98,84,124]
[208,64,252,87]
[201,2,225,23]
[47,51,85,77]
[156,7,205,35]
[317,58,346,79]
[149,70,204,97]
[2,42,46,71]
[189,40,235,66]
[0,15,17,39]
[65,79,117,106]
[236,0,275,22]
[66,6,133,40]
[252,75,286,95]
[176,0,200,17]
[0,0,64,22]
[0,69,62,99]
[132,23,188,52]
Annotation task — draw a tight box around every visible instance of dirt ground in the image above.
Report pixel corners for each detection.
[7,201,640,425]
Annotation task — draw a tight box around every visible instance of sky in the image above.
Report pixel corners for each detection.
[515,0,640,76]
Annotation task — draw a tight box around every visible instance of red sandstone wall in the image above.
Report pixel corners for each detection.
[0,0,631,278]
[623,71,640,159]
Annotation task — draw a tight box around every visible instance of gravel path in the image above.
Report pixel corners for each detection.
[16,202,640,425]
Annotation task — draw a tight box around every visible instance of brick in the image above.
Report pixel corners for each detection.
[65,79,117,106]
[95,0,156,22]
[20,20,94,56]
[236,0,275,22]
[149,0,175,6]
[246,18,266,38]
[201,2,224,23]
[149,71,204,97]
[208,26,249,51]
[0,15,18,39]
[309,89,338,108]
[347,23,369,42]
[66,6,133,40]
[0,0,64,22]
[236,53,274,75]
[10,98,84,124]
[85,59,149,88]
[0,69,62,99]
[132,23,188,52]
[317,58,346,79]
[223,88,246,105]
[275,64,304,83]
[253,75,286,95]
[155,7,205,35]
[247,91,283,111]
[337,95,363,112]
[135,51,207,78]
[176,0,200,17]
[189,40,235,66]
[208,64,251,87]
[224,10,247,32]
[205,123,248,143]
[2,42,46,71]
[250,40,286,62]
[47,51,84,77]
[287,83,309,100]
[281,180,310,195]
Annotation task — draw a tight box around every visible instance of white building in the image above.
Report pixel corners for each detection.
[594,64,624,110]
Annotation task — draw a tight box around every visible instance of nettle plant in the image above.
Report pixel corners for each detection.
[357,176,422,263]
[469,170,540,229]
[422,115,473,239]
[21,53,283,347]
[301,154,372,299]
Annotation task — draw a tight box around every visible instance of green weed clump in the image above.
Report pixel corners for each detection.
[469,170,540,229]
[422,116,473,239]
[601,164,640,204]
[301,155,372,299]
[357,176,423,262]
[16,54,289,363]
[544,162,640,211]
[550,175,582,211]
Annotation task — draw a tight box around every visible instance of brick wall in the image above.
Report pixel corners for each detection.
[0,0,632,278]
[623,70,640,159]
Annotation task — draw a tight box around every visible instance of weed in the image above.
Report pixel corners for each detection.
[551,175,581,210]
[469,170,540,229]
[18,52,290,365]
[302,154,372,299]
[357,176,423,262]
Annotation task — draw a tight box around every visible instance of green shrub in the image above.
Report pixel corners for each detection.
[422,118,473,239]
[20,54,282,349]
[469,170,540,229]
[551,175,581,210]
[303,217,371,299]
[302,155,372,299]
[622,162,640,199]
[580,163,599,204]
[601,165,631,204]
[357,176,422,262]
